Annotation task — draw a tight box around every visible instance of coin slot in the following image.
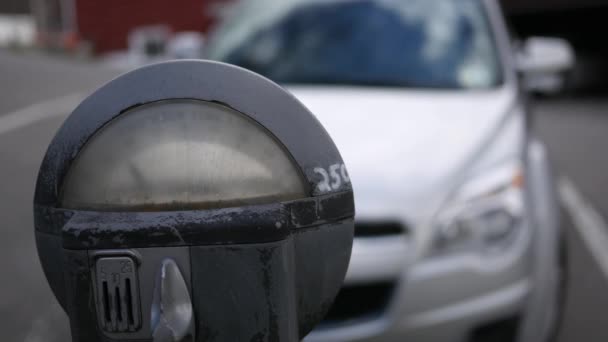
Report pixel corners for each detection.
[102,281,111,324]
[94,255,141,333]
[126,278,134,326]
[115,286,122,323]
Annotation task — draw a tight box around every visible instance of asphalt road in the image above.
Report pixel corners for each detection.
[1,50,608,341]
[533,99,608,342]
[0,51,118,342]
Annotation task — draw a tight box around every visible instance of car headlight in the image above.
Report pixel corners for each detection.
[431,162,525,256]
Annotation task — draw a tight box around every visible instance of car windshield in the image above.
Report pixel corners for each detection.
[206,0,503,89]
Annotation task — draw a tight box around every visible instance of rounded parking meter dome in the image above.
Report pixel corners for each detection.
[34,60,354,342]
[61,99,307,211]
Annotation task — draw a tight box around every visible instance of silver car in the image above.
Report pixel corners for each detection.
[207,0,573,341]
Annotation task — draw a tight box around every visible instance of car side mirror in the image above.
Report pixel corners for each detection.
[515,37,575,95]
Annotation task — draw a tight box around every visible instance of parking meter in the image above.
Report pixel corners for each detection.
[33,61,355,342]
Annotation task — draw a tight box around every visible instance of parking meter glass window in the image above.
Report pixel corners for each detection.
[60,99,307,211]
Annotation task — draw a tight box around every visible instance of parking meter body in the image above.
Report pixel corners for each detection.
[34,61,355,342]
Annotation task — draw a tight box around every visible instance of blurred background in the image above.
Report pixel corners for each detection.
[1,0,608,341]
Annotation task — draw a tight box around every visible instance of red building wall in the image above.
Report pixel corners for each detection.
[74,0,221,54]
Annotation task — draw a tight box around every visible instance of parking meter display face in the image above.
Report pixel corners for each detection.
[34,61,355,342]
[61,100,307,211]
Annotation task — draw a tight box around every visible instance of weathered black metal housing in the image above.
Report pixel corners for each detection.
[34,60,354,342]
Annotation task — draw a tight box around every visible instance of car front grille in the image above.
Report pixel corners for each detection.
[354,221,408,237]
[316,220,405,329]
[319,282,396,328]
[469,315,521,342]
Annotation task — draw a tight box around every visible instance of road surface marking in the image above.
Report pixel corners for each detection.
[559,177,608,280]
[0,92,84,135]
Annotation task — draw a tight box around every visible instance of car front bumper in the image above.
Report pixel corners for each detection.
[305,221,533,342]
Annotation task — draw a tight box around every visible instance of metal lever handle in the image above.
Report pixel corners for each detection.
[151,259,194,342]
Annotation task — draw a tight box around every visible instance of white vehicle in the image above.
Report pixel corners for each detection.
[207,0,573,341]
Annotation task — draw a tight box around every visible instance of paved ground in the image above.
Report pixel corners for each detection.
[0,51,118,342]
[0,51,117,115]
[534,98,608,222]
[533,99,608,342]
[1,50,608,341]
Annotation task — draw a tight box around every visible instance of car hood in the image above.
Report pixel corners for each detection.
[288,86,517,223]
